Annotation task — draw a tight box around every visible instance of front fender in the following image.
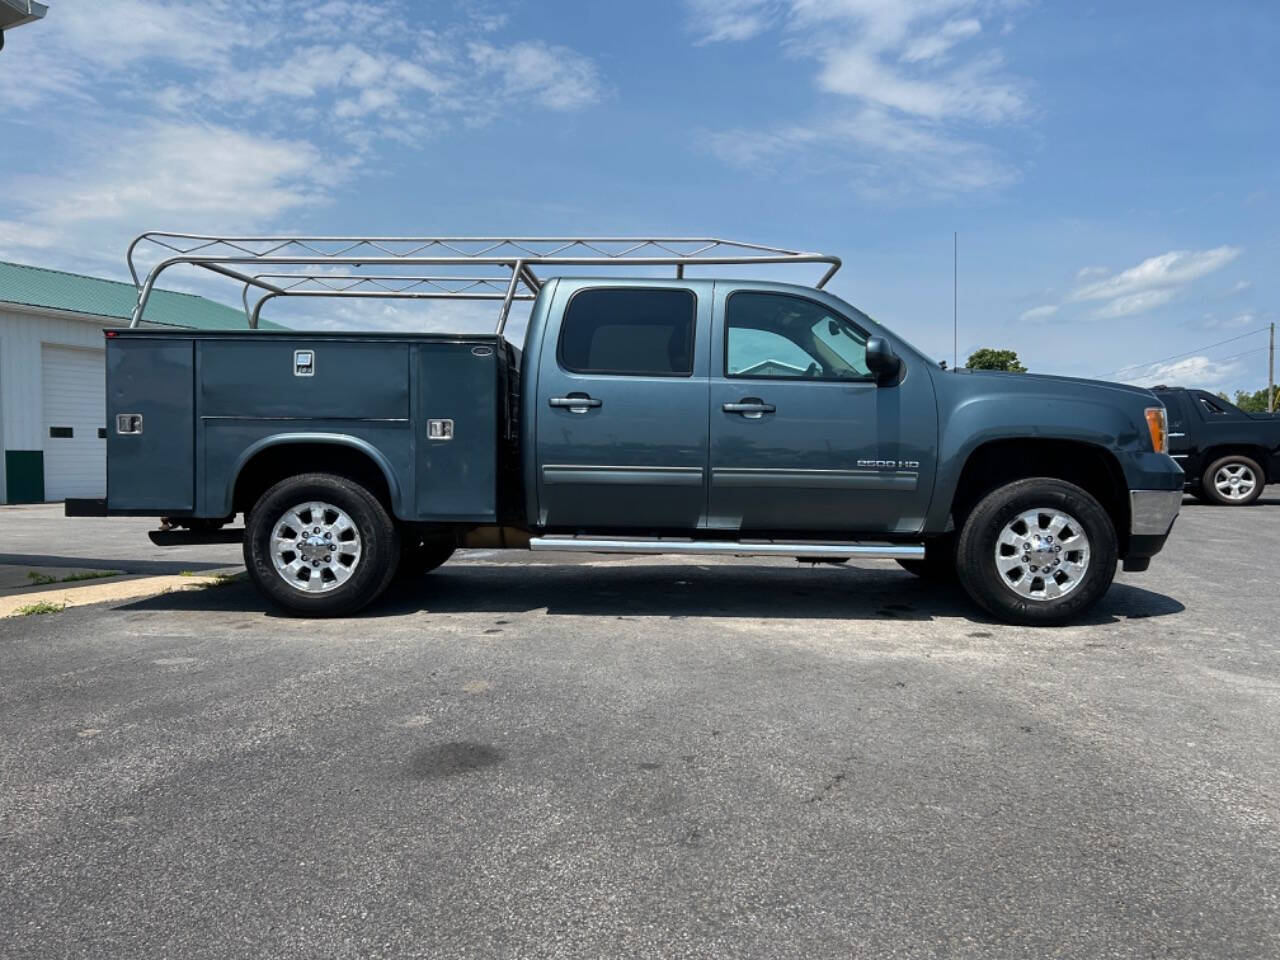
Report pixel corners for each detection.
[925,371,1179,530]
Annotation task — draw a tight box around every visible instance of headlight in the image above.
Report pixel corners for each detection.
[1144,406,1168,454]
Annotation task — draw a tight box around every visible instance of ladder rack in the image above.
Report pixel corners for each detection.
[126,233,843,332]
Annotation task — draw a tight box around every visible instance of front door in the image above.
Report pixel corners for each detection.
[707,286,937,535]
[534,282,711,532]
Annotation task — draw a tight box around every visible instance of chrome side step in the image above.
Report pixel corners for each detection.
[528,536,924,560]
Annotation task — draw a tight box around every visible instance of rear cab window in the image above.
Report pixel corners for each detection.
[558,288,696,377]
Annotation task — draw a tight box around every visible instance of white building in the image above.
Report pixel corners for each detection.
[0,260,280,503]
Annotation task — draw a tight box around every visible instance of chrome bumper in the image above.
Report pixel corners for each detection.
[1130,489,1182,536]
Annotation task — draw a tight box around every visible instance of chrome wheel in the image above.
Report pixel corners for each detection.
[994,508,1091,602]
[1214,462,1257,502]
[270,501,362,593]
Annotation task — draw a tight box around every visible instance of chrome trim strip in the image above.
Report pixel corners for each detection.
[542,465,704,487]
[529,537,924,560]
[712,467,918,491]
[1130,489,1183,536]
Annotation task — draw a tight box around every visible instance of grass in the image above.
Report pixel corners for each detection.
[59,570,122,583]
[199,572,243,589]
[27,569,122,586]
[16,600,67,616]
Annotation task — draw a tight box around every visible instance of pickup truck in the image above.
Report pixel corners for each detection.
[1151,385,1280,505]
[71,234,1185,626]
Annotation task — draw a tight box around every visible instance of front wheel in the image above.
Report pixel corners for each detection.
[956,478,1117,626]
[1201,455,1264,506]
[244,473,400,617]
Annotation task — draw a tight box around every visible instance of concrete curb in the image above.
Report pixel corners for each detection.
[0,572,243,617]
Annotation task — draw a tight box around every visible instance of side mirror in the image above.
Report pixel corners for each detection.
[865,337,902,386]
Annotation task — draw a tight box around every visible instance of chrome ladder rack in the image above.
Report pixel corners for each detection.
[125,234,843,332]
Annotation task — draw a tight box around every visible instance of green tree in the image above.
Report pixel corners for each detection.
[1232,387,1275,413]
[966,348,1027,372]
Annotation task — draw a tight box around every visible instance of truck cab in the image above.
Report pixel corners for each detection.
[73,234,1187,626]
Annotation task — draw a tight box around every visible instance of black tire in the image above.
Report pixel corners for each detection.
[1200,454,1264,506]
[897,536,957,582]
[397,536,456,579]
[244,473,400,617]
[956,478,1117,626]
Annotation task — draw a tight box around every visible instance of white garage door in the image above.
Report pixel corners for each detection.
[41,345,106,500]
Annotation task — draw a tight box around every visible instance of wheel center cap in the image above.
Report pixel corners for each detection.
[1028,535,1056,567]
[298,535,329,562]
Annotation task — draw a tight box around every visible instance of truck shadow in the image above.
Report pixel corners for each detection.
[124,561,1185,626]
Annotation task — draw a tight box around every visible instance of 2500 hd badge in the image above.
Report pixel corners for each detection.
[858,460,921,470]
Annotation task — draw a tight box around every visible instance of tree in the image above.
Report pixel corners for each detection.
[966,348,1027,372]
[1232,388,1275,413]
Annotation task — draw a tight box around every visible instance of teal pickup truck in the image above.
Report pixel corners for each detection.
[69,235,1184,625]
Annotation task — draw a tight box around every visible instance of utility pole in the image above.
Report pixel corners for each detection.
[1269,322,1275,413]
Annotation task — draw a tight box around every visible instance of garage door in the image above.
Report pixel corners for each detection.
[42,345,106,500]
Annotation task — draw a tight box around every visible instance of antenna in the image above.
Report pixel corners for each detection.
[953,231,958,370]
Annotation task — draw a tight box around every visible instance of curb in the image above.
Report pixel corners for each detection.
[1,572,243,618]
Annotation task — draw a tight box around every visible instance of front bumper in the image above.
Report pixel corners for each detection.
[1122,489,1183,571]
[1130,489,1182,536]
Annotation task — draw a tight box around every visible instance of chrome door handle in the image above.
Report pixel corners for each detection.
[723,399,776,419]
[549,394,602,413]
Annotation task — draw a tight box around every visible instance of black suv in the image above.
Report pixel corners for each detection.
[1152,386,1280,505]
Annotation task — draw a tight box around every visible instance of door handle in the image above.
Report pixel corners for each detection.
[549,394,602,413]
[723,399,776,419]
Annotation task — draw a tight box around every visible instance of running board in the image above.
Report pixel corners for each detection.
[528,537,924,560]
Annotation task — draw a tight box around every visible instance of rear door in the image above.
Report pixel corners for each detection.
[707,285,937,535]
[534,282,711,531]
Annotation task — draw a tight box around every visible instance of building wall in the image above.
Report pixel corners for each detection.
[0,306,111,503]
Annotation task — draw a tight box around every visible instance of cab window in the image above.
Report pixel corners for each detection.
[558,288,695,377]
[725,291,871,381]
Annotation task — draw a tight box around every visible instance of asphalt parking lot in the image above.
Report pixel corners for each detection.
[3,492,1279,959]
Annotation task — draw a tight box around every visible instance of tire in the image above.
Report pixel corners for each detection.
[956,478,1117,626]
[397,536,456,579]
[896,536,957,582]
[1200,454,1264,506]
[244,473,400,617]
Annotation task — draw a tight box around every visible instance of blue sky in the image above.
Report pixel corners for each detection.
[0,0,1276,392]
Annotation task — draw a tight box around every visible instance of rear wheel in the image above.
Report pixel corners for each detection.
[244,473,400,617]
[956,478,1117,626]
[1201,455,1263,505]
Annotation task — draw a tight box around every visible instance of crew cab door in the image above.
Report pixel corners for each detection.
[533,282,711,531]
[707,285,937,535]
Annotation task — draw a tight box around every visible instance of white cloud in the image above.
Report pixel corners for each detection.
[902,18,983,63]
[0,1,605,271]
[687,0,1030,196]
[1076,265,1109,280]
[686,0,781,43]
[1124,355,1242,390]
[1071,247,1242,304]
[1019,304,1058,321]
[1092,288,1178,319]
[469,41,606,111]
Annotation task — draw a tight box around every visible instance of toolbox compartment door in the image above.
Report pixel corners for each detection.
[106,339,196,511]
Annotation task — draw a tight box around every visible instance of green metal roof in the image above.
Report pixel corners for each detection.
[0,260,286,330]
